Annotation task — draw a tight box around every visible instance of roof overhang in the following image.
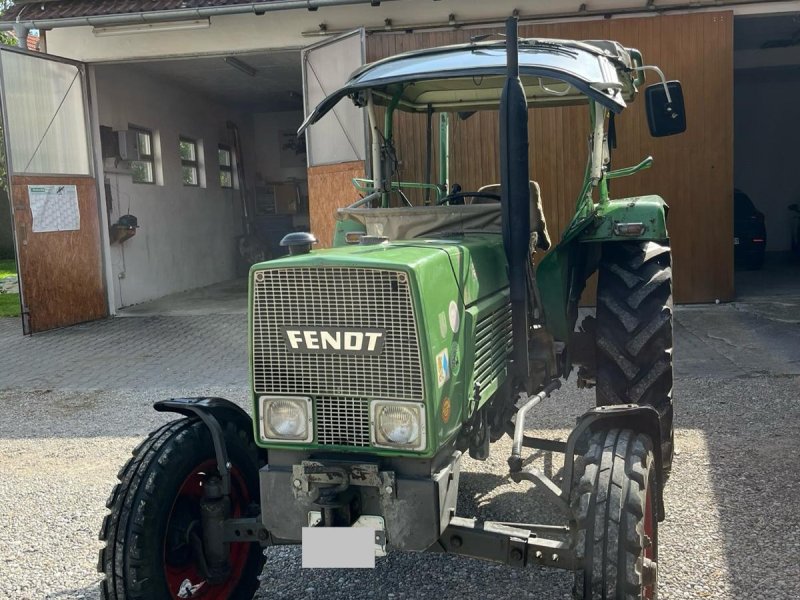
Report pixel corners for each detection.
[0,0,401,31]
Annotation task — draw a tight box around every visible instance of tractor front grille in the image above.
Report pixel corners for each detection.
[251,266,424,402]
[315,397,371,447]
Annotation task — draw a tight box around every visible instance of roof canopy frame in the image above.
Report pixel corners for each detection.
[299,39,642,135]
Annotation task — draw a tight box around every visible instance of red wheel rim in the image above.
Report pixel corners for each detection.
[643,484,656,600]
[163,459,251,599]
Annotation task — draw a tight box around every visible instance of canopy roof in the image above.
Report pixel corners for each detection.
[300,38,643,134]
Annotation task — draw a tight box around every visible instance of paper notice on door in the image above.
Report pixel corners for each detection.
[28,185,80,233]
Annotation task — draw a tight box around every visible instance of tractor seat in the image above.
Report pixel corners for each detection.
[476,181,551,251]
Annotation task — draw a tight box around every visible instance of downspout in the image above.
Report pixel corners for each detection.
[1,0,401,31]
[13,5,29,48]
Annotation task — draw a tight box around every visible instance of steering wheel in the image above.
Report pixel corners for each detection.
[436,191,502,206]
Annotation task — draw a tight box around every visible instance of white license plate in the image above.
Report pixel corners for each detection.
[301,514,386,568]
[734,237,739,245]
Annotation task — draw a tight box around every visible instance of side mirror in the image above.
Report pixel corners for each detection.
[645,81,686,137]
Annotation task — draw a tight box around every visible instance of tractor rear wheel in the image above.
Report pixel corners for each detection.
[571,428,659,600]
[595,240,674,476]
[98,418,265,600]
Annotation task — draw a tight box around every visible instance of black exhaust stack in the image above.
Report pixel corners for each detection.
[500,16,531,386]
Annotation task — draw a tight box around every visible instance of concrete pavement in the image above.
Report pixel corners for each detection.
[1,299,798,391]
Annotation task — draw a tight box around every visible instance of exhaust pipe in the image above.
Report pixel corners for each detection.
[499,16,531,386]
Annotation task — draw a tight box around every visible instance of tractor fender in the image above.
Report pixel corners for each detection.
[154,397,254,435]
[154,397,263,494]
[537,196,669,345]
[562,404,665,521]
[578,195,669,243]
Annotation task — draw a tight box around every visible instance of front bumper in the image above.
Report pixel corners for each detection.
[260,452,462,551]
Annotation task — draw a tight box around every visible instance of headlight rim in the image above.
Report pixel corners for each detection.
[370,400,426,451]
[259,395,313,443]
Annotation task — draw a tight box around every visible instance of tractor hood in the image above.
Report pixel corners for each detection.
[299,38,642,134]
[256,234,508,308]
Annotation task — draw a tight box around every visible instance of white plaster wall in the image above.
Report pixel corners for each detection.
[45,0,711,63]
[95,65,253,308]
[734,67,800,252]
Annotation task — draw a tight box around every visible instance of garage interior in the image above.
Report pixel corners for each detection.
[733,12,800,299]
[94,50,309,314]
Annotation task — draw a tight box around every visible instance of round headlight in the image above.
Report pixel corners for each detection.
[265,399,307,438]
[377,404,420,446]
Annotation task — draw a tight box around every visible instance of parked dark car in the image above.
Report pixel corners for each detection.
[734,189,766,269]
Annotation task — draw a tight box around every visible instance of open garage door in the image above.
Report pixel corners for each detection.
[302,29,367,247]
[0,47,107,333]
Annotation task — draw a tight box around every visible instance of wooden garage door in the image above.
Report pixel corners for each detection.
[366,12,734,303]
[0,47,107,333]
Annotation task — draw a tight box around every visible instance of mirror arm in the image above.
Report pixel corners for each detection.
[632,65,672,103]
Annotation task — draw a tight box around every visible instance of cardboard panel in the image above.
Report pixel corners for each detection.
[308,161,365,247]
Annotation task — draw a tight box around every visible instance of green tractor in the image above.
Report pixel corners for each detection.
[99,18,685,600]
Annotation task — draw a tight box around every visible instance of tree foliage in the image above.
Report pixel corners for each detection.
[0,0,17,47]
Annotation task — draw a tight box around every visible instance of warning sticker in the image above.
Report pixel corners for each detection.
[436,349,450,387]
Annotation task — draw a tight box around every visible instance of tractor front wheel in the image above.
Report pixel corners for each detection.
[571,428,659,600]
[98,418,265,600]
[595,240,674,476]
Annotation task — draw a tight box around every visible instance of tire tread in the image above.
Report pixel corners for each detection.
[596,241,675,475]
[98,418,264,600]
[572,429,656,600]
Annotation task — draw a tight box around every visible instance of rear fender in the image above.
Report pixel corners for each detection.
[577,195,669,243]
[537,195,668,354]
[562,404,665,521]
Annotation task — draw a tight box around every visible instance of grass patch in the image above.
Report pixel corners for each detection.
[0,259,19,317]
[0,292,19,317]
[0,258,16,279]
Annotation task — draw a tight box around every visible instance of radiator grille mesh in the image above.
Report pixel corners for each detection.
[315,397,371,447]
[252,267,423,401]
[473,302,513,389]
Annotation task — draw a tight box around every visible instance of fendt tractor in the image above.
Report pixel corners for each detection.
[99,18,686,600]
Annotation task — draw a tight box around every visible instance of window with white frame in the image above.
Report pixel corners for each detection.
[218,145,233,189]
[180,137,199,186]
[130,126,155,184]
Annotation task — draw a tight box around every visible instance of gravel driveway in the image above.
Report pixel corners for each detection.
[2,376,798,600]
[1,302,799,599]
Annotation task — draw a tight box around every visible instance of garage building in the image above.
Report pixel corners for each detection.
[0,0,797,332]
